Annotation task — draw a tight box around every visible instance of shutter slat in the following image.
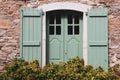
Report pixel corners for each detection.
[23,41,40,46]
[22,8,42,17]
[89,41,107,46]
[88,8,108,17]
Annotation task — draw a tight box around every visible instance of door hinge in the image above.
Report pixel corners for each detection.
[86,12,88,16]
[42,12,44,15]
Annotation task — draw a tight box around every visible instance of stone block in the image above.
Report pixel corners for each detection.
[13,19,20,25]
[5,43,17,47]
[116,53,120,59]
[0,19,12,29]
[0,66,4,71]
[0,55,7,61]
[1,47,12,54]
[0,30,6,37]
[8,40,17,43]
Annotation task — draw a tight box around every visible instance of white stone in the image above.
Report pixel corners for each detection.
[116,53,120,59]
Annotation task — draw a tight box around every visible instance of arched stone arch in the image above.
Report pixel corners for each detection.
[38,2,91,12]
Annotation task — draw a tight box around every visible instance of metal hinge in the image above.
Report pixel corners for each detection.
[86,12,88,16]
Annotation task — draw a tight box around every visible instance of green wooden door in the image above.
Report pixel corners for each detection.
[87,8,108,70]
[65,12,83,61]
[47,11,83,63]
[46,12,64,64]
[20,8,42,66]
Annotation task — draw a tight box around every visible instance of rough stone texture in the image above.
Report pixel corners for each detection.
[108,1,120,67]
[0,0,120,72]
[0,1,26,73]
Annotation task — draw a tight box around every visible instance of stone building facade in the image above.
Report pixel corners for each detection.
[0,0,120,72]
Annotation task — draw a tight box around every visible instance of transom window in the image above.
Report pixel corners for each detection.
[49,14,61,35]
[68,15,80,35]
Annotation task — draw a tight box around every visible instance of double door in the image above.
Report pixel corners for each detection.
[46,10,83,63]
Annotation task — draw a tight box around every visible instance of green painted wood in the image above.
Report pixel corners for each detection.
[20,8,42,66]
[23,41,40,46]
[47,11,83,63]
[87,8,108,71]
[64,12,83,61]
[46,11,64,64]
[89,41,107,46]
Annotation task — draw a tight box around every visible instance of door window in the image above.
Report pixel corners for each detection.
[67,15,80,35]
[49,26,54,35]
[68,26,73,35]
[49,14,61,35]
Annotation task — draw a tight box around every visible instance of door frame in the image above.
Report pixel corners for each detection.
[38,2,91,67]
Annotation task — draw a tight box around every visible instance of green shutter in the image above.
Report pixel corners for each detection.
[87,8,108,70]
[20,8,42,66]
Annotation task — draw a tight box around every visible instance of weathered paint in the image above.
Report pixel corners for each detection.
[87,8,108,70]
[46,11,83,63]
[20,8,42,66]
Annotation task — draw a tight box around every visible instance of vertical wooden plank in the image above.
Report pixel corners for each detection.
[88,8,108,70]
[20,9,23,58]
[20,8,42,66]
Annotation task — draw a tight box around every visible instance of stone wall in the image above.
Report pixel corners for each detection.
[0,1,26,72]
[108,1,120,66]
[0,0,120,72]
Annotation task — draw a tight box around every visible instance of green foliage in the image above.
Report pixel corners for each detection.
[0,58,43,80]
[108,64,120,79]
[0,57,120,80]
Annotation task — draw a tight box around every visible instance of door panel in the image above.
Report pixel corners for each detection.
[47,11,83,63]
[49,39,61,59]
[67,39,79,59]
[65,13,83,61]
[47,12,64,63]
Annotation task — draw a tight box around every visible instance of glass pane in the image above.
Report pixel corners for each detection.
[68,26,73,35]
[68,15,72,24]
[49,26,54,35]
[56,14,61,24]
[49,15,54,24]
[56,26,61,35]
[74,15,79,24]
[74,26,79,35]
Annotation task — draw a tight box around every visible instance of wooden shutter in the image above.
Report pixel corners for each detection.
[20,8,42,66]
[87,8,108,70]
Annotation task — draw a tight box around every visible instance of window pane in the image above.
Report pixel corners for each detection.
[56,14,61,24]
[49,26,54,35]
[74,15,79,24]
[74,26,79,35]
[68,15,72,24]
[68,26,73,35]
[49,15,54,24]
[56,26,61,35]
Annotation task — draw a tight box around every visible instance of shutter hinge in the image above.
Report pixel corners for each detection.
[42,12,44,15]
[86,12,88,16]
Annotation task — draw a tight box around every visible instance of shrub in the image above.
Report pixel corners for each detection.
[0,58,43,80]
[0,57,120,80]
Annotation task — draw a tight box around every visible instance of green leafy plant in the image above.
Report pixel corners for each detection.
[0,57,120,80]
[0,58,43,80]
